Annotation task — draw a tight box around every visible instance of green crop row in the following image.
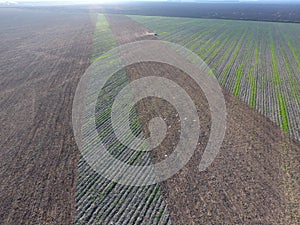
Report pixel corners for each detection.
[131,15,300,139]
[287,39,300,72]
[270,40,289,132]
[248,67,257,108]
[234,64,244,96]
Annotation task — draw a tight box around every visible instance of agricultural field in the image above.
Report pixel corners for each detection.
[75,14,170,225]
[1,5,300,225]
[73,13,300,224]
[0,8,94,224]
[130,15,300,140]
[101,2,300,23]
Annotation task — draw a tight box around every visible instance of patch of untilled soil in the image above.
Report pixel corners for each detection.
[107,14,300,224]
[0,9,94,224]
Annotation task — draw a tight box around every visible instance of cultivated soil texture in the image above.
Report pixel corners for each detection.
[0,8,94,224]
[107,14,300,224]
[1,7,299,225]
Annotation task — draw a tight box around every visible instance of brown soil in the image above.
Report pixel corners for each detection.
[0,9,94,224]
[0,8,298,224]
[107,14,300,224]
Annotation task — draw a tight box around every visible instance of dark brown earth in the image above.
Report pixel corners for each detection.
[0,8,299,225]
[0,8,94,224]
[107,14,300,224]
[100,2,300,24]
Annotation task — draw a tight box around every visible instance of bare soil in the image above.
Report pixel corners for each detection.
[0,8,299,224]
[0,8,94,224]
[107,14,300,225]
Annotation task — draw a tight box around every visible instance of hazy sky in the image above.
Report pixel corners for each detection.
[3,0,298,3]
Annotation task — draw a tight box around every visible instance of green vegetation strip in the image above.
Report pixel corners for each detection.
[76,14,170,225]
[287,39,300,72]
[271,41,289,132]
[234,64,244,96]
